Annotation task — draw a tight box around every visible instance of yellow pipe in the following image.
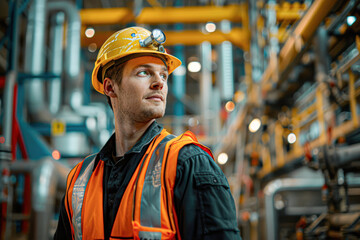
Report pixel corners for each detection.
[136,4,246,24]
[82,28,250,50]
[275,122,285,167]
[262,0,338,87]
[279,0,338,72]
[316,84,327,145]
[80,8,134,25]
[262,146,272,174]
[291,108,302,157]
[292,103,316,122]
[79,4,247,26]
[276,9,302,21]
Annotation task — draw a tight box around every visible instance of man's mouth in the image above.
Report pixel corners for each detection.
[145,94,164,102]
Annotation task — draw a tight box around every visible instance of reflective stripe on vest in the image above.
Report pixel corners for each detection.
[138,134,175,234]
[71,154,97,240]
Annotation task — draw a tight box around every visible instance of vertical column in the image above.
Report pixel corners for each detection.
[216,20,234,101]
[172,13,185,135]
[172,45,185,135]
[200,41,212,135]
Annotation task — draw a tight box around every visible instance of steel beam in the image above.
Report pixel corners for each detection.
[82,28,250,50]
[79,4,246,25]
[79,7,134,25]
[136,4,246,24]
[79,3,303,25]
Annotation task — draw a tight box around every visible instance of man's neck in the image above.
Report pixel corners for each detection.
[114,119,154,157]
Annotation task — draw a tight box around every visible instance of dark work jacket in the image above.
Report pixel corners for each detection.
[54,121,241,240]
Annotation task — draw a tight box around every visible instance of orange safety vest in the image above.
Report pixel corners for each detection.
[64,129,213,240]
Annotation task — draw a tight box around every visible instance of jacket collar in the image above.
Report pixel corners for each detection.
[98,121,163,162]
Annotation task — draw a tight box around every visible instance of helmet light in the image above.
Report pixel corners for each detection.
[139,29,166,52]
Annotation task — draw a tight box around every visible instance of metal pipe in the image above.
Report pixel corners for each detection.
[48,12,65,115]
[8,158,70,240]
[48,1,82,108]
[314,27,330,81]
[332,143,360,168]
[328,212,360,227]
[348,69,359,128]
[2,1,21,237]
[3,0,21,147]
[264,178,324,240]
[24,0,51,121]
[217,21,234,101]
[9,160,69,190]
[2,71,16,149]
[30,158,56,240]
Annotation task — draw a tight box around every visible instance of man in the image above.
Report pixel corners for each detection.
[54,26,240,240]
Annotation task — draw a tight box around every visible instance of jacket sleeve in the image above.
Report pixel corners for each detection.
[53,195,73,240]
[174,144,241,240]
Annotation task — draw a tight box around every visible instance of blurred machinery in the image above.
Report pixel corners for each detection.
[0,0,360,239]
[221,1,360,240]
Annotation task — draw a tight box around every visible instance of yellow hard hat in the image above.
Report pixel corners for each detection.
[92,26,182,94]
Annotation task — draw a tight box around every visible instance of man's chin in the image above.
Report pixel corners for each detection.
[141,109,165,121]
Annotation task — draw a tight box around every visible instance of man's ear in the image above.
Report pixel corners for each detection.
[103,78,117,98]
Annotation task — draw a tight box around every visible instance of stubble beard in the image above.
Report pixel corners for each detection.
[118,102,166,124]
[139,102,166,122]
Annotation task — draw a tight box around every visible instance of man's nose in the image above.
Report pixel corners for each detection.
[150,74,164,90]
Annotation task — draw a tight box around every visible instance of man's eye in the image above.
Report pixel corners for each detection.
[137,70,148,76]
[161,73,168,80]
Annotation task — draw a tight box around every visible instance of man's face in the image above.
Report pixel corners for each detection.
[113,56,169,123]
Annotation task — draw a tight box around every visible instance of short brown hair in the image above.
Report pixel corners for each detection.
[103,62,126,109]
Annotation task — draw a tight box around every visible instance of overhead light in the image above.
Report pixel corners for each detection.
[217,152,228,165]
[188,61,201,73]
[205,22,216,33]
[88,43,97,53]
[287,133,296,144]
[85,27,95,38]
[52,150,61,160]
[347,16,356,26]
[249,118,261,133]
[225,101,235,112]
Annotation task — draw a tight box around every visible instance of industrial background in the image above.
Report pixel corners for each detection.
[1,0,360,239]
